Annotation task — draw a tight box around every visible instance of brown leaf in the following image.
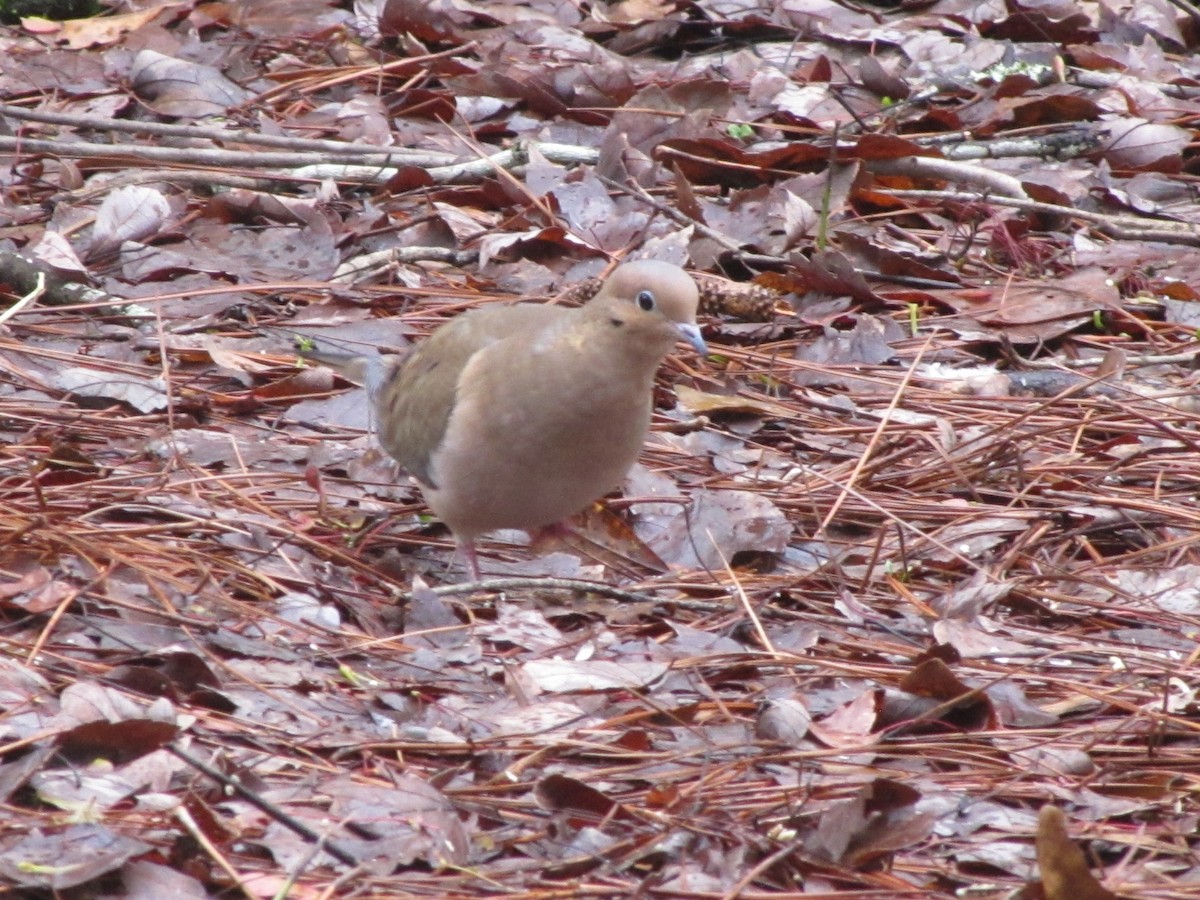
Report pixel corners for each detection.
[675,384,791,419]
[806,778,934,867]
[1102,118,1191,173]
[536,773,633,823]
[129,48,252,116]
[808,690,882,748]
[1035,806,1118,900]
[89,185,170,257]
[56,719,178,765]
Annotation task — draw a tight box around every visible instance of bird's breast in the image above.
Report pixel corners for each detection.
[426,344,656,536]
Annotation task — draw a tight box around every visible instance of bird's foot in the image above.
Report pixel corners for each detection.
[528,521,577,551]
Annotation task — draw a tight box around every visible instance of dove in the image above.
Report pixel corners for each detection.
[366,260,706,579]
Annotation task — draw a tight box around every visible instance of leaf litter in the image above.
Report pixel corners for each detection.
[1,0,1200,896]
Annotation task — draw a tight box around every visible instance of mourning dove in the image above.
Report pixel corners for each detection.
[370,260,706,579]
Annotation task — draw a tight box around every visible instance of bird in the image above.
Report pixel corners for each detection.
[368,260,706,580]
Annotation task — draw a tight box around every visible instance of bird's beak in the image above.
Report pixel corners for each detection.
[676,322,708,356]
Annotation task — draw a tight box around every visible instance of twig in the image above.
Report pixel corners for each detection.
[1015,350,1200,370]
[0,271,45,324]
[868,156,1028,199]
[880,188,1200,244]
[0,101,458,164]
[428,577,662,604]
[173,804,256,899]
[168,744,360,866]
[54,169,290,203]
[0,135,410,170]
[332,247,480,282]
[293,140,600,186]
[3,133,603,189]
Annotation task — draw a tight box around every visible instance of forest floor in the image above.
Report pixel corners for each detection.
[1,0,1200,897]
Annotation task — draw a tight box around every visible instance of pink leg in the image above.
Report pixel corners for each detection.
[459,539,482,582]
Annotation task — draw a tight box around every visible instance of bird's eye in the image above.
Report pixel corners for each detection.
[636,290,655,311]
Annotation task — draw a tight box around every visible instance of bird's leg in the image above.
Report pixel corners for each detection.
[458,539,483,582]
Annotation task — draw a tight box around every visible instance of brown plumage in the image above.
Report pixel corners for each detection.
[372,260,705,579]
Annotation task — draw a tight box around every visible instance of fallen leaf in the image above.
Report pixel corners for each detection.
[1035,806,1118,900]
